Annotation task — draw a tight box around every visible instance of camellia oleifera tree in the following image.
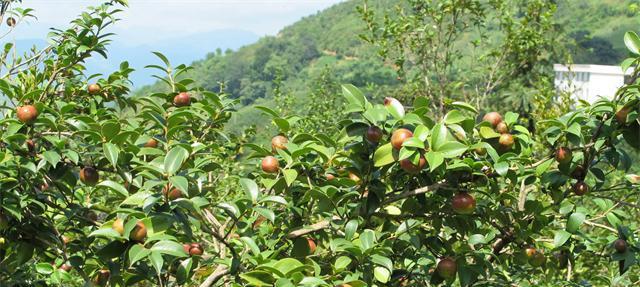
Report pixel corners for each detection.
[1,1,640,287]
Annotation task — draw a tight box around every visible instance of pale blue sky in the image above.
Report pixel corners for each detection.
[10,0,345,85]
[14,0,344,45]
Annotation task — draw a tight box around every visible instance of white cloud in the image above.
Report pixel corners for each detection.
[11,0,344,45]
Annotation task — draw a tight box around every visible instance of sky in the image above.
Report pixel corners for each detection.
[9,0,344,85]
[13,0,344,45]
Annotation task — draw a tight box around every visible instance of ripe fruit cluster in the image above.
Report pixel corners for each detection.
[173,92,191,107]
[483,112,514,150]
[16,105,38,124]
[183,242,204,256]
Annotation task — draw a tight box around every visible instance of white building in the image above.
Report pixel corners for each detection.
[554,64,631,103]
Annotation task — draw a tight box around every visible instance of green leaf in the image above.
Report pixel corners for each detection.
[553,230,571,248]
[42,151,61,167]
[345,219,358,240]
[494,162,509,176]
[468,234,486,245]
[128,244,150,266]
[437,141,467,158]
[240,178,260,203]
[240,271,275,286]
[479,126,500,139]
[566,212,586,234]
[259,195,287,205]
[103,143,119,168]
[169,176,188,194]
[240,237,261,256]
[373,143,394,167]
[273,258,304,276]
[149,252,164,274]
[283,169,298,186]
[444,110,466,124]
[624,31,640,54]
[97,180,128,197]
[35,263,54,275]
[373,266,390,283]
[150,240,189,257]
[426,151,444,171]
[342,84,366,109]
[175,258,193,284]
[334,256,352,272]
[164,146,189,175]
[429,123,448,150]
[360,229,375,251]
[535,159,554,176]
[450,101,477,114]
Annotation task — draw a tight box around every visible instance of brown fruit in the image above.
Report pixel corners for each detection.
[130,221,147,242]
[94,269,110,286]
[80,167,99,186]
[16,105,38,124]
[112,218,124,235]
[366,126,383,143]
[253,215,266,229]
[59,264,72,272]
[496,122,509,134]
[391,128,413,150]
[436,257,457,279]
[498,133,514,149]
[325,173,336,181]
[474,147,486,156]
[189,243,203,256]
[61,235,71,245]
[307,238,317,254]
[85,210,98,222]
[399,156,426,173]
[26,139,36,153]
[261,156,280,173]
[348,172,361,184]
[452,192,476,214]
[271,135,288,151]
[163,186,182,200]
[144,138,158,148]
[571,165,586,180]
[87,84,101,95]
[40,182,49,191]
[555,147,572,164]
[183,243,191,253]
[482,112,503,127]
[614,239,627,253]
[529,251,546,267]
[173,92,191,107]
[6,17,16,27]
[615,106,632,124]
[524,247,537,259]
[572,181,588,196]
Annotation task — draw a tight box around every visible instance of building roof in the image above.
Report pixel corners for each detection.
[553,64,632,76]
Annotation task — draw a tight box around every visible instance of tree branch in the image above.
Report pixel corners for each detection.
[199,265,230,287]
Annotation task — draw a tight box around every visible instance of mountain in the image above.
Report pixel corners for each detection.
[136,0,639,132]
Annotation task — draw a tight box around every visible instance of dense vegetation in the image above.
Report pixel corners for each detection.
[138,0,640,137]
[1,0,640,287]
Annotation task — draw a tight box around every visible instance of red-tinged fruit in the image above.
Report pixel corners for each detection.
[261,156,280,173]
[80,167,99,186]
[399,156,426,173]
[16,105,38,124]
[173,92,191,107]
[452,192,476,214]
[94,269,110,286]
[144,138,158,148]
[483,112,503,127]
[391,128,413,150]
[615,106,631,124]
[190,243,203,256]
[183,244,191,253]
[436,257,457,279]
[307,238,317,253]
[59,264,72,272]
[555,147,572,164]
[348,172,361,184]
[614,239,627,253]
[366,126,383,143]
[573,181,588,196]
[496,122,509,134]
[271,135,288,151]
[498,133,514,149]
[325,173,336,181]
[163,186,182,200]
[87,84,101,95]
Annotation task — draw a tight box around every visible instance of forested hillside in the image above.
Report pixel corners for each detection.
[137,0,639,134]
